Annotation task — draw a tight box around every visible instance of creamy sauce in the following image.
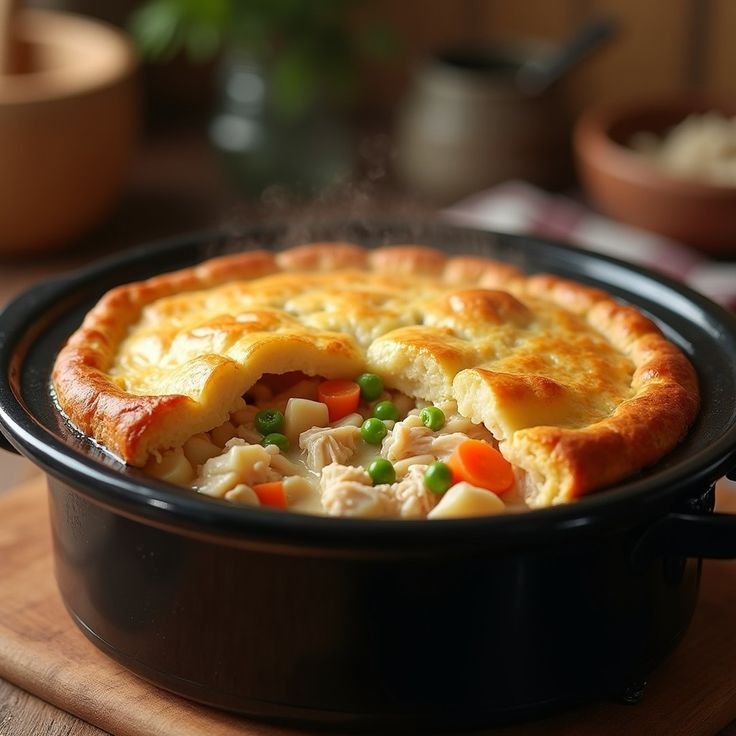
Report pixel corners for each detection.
[145,373,526,518]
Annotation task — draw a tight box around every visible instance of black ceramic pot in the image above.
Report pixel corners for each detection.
[1,222,736,730]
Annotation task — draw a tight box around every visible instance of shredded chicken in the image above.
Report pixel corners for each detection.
[300,424,361,471]
[319,463,388,517]
[380,464,439,518]
[319,462,440,519]
[430,432,479,460]
[383,410,497,464]
[382,414,434,460]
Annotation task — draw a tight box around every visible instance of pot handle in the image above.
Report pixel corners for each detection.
[0,428,19,455]
[637,512,736,561]
[634,479,736,563]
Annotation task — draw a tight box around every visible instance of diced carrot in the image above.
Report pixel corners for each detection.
[252,481,287,509]
[447,439,514,494]
[317,379,361,421]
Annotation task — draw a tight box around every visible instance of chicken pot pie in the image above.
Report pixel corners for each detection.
[52,243,699,518]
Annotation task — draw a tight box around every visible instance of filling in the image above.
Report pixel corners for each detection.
[144,372,526,519]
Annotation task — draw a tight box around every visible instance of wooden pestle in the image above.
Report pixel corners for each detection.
[0,0,23,75]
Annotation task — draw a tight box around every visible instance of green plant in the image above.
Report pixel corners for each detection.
[130,0,396,116]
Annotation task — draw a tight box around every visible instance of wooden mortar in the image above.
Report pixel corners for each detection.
[0,8,138,256]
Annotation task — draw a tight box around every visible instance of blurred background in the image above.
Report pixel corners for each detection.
[42,0,734,116]
[2,0,735,257]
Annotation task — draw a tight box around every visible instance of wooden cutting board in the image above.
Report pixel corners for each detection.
[2,475,736,736]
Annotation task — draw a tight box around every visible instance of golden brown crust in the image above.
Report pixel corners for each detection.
[369,245,448,276]
[52,243,700,505]
[443,256,522,287]
[276,242,368,271]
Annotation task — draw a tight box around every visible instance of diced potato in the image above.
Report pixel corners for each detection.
[284,398,329,442]
[183,433,222,466]
[225,484,260,506]
[199,442,268,479]
[145,447,194,486]
[283,476,317,505]
[333,412,363,428]
[269,451,305,476]
[197,470,240,498]
[220,443,273,476]
[427,482,505,519]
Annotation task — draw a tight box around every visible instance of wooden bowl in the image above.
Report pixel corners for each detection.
[574,99,736,258]
[0,9,138,256]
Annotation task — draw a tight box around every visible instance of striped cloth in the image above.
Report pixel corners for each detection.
[445,181,736,310]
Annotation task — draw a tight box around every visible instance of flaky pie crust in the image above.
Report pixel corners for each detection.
[52,243,699,507]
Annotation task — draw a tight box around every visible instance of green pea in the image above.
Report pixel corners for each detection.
[255,408,284,435]
[372,400,399,421]
[420,406,446,431]
[361,417,387,445]
[368,458,396,485]
[424,461,453,495]
[261,432,289,452]
[356,372,384,401]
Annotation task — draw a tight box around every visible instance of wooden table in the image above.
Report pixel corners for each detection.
[0,673,107,735]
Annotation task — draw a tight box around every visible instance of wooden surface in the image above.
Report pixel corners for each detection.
[1,475,736,736]
[0,676,108,736]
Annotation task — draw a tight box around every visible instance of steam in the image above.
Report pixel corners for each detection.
[215,131,439,256]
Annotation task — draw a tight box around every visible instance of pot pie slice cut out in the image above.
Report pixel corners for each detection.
[52,243,699,512]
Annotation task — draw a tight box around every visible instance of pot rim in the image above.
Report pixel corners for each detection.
[1,222,735,549]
